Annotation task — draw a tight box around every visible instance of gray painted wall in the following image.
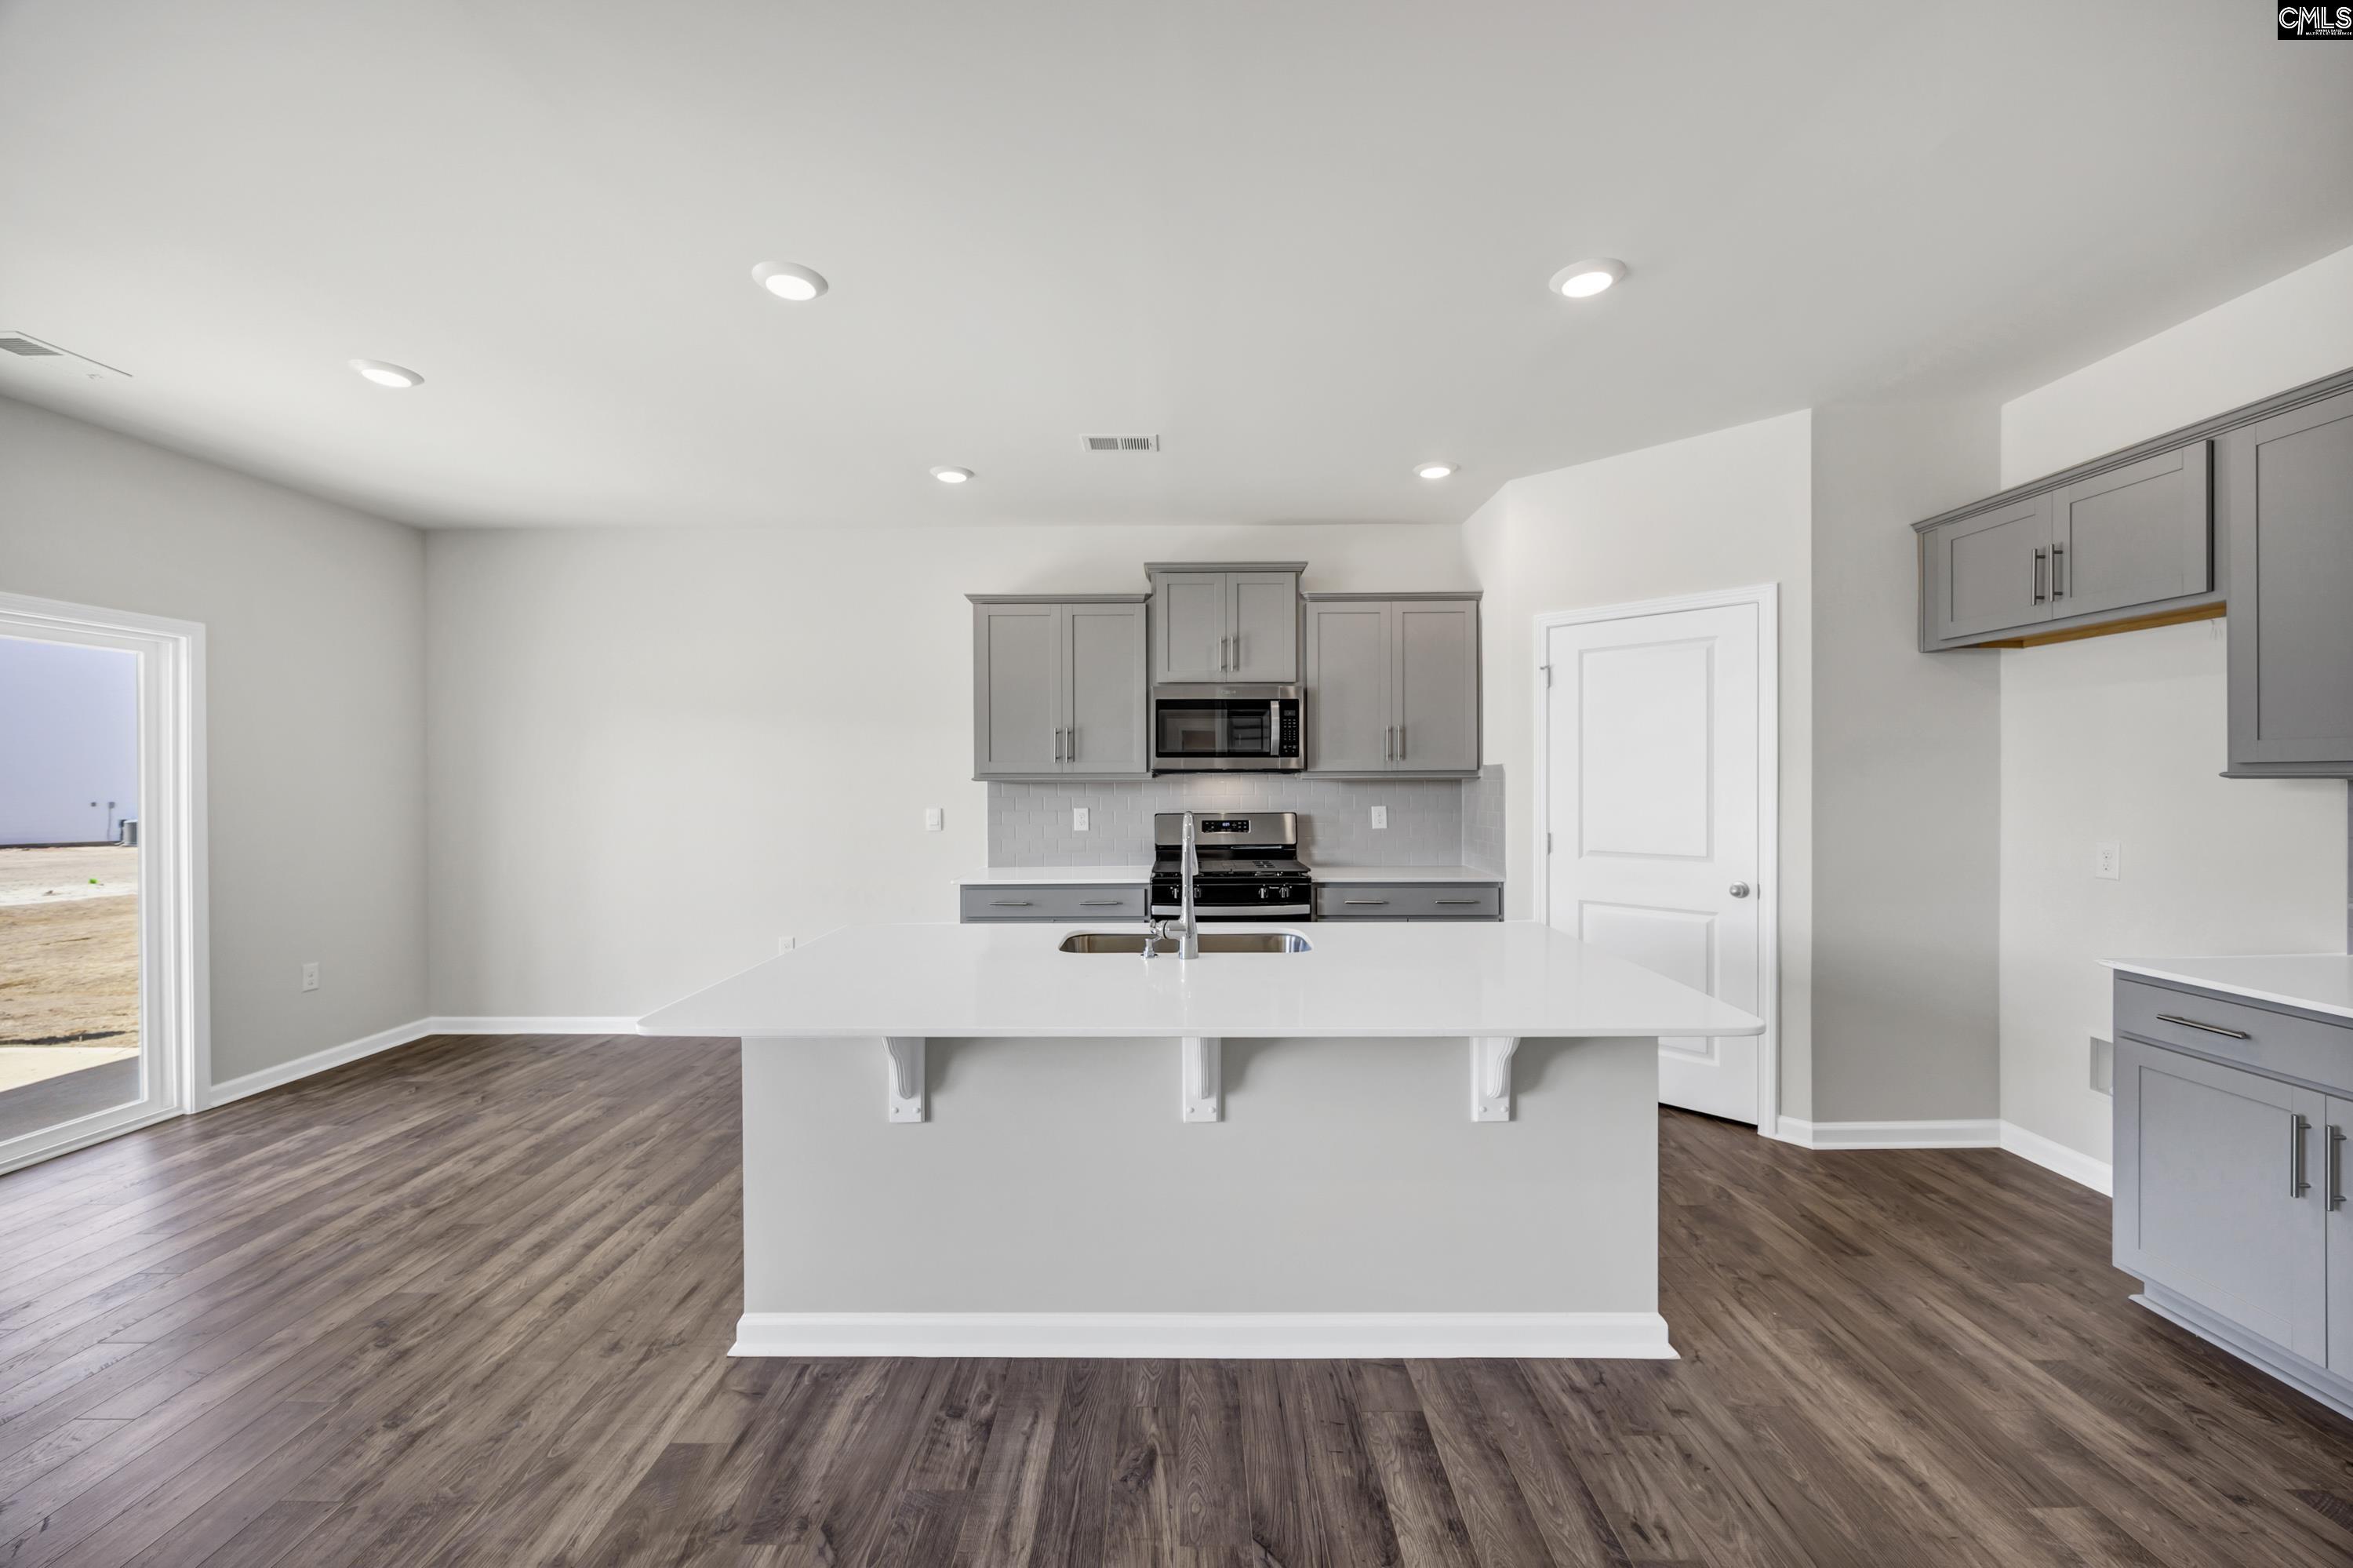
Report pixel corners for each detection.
[1809,401,2002,1123]
[0,395,428,1085]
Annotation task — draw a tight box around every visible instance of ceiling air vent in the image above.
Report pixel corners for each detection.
[1081,434,1160,453]
[0,333,131,380]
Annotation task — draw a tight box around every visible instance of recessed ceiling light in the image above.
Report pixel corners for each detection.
[349,358,422,389]
[1548,258,1627,299]
[751,261,829,302]
[930,466,973,484]
[1415,462,1457,480]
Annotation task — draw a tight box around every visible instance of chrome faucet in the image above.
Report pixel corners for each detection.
[1176,810,1201,959]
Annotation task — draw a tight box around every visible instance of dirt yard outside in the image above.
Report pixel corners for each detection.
[0,845,140,1095]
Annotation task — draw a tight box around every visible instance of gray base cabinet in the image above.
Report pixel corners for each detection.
[1301,595,1480,776]
[959,884,1147,922]
[2112,975,2352,1413]
[2226,385,2353,777]
[969,596,1148,780]
[1314,882,1500,921]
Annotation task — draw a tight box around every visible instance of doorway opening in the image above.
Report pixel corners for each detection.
[0,591,205,1173]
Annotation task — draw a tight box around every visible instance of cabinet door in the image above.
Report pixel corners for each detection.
[2330,1097,2353,1376]
[2113,1039,2326,1360]
[973,603,1060,777]
[2227,388,2353,773]
[1392,599,1478,772]
[1926,495,2053,642]
[1304,602,1392,772]
[1227,573,1300,682]
[1062,603,1147,775]
[1155,573,1229,682]
[2049,442,2211,619]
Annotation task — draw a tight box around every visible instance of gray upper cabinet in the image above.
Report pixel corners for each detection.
[1303,595,1479,775]
[1147,563,1302,684]
[2049,442,2211,620]
[1926,495,2053,644]
[2113,1037,2327,1362]
[2226,387,2353,777]
[969,595,1147,780]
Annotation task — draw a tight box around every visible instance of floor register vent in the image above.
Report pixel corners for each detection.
[0,332,131,380]
[1082,434,1160,452]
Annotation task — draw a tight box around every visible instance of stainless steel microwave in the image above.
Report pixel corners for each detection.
[1150,684,1305,773]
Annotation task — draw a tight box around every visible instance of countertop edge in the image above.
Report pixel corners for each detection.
[2101,955,2353,1023]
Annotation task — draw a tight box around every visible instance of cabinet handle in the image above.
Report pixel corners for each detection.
[2051,542,2067,599]
[1344,898,1391,905]
[1067,726,1076,762]
[1235,633,1242,668]
[990,900,1033,907]
[2155,1013,2252,1040]
[1220,635,1229,671]
[1397,723,1406,760]
[1079,899,1122,907]
[2331,1125,2347,1212]
[1435,898,1482,906]
[2031,548,2047,604]
[2292,1113,2311,1198]
[1386,726,1395,760]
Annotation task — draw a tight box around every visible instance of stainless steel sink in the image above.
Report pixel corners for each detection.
[1057,931,1312,955]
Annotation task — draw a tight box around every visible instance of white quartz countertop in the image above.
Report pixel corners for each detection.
[1313,864,1503,884]
[958,865,1152,886]
[638,919,1764,1040]
[2104,955,2353,1021]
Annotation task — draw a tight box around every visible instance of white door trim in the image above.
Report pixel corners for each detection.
[0,590,209,1174]
[1532,584,1779,1137]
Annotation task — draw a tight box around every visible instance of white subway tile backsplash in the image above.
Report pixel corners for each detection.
[987,769,1507,871]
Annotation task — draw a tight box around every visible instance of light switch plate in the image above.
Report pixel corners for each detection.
[923,806,942,831]
[1370,806,1387,830]
[300,961,319,992]
[2093,841,2121,879]
[1072,806,1089,831]
[779,935,797,955]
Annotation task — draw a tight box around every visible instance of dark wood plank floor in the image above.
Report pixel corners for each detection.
[3,1032,2351,1566]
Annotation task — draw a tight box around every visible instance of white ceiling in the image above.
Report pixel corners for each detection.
[2,2,2349,529]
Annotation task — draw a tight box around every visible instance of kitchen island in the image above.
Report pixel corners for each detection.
[638,919,1762,1359]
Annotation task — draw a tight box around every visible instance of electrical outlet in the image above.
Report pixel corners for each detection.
[1072,806,1089,831]
[300,962,319,993]
[923,806,943,831]
[2089,1036,2114,1095]
[2093,841,2121,879]
[1370,806,1387,830]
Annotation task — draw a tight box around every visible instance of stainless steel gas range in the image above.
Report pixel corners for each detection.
[1148,811,1313,921]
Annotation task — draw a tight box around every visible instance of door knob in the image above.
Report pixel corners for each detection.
[1729,882,1751,898]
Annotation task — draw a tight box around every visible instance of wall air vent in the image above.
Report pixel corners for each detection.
[0,333,131,380]
[1081,434,1160,452]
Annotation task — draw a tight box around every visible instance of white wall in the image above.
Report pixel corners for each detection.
[0,637,139,845]
[0,395,428,1084]
[1997,242,2353,1165]
[1462,412,1816,1115]
[1809,402,2003,1124]
[425,522,1470,1018]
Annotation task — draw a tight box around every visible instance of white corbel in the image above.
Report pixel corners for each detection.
[1180,1035,1222,1122]
[884,1037,926,1122]
[1471,1036,1520,1122]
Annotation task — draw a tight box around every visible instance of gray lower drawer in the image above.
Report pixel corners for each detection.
[2115,977,2353,1097]
[1315,883,1501,921]
[960,885,1147,922]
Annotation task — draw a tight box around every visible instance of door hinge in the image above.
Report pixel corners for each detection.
[1546,831,1554,853]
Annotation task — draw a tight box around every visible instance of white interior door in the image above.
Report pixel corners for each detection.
[1541,598,1769,1124]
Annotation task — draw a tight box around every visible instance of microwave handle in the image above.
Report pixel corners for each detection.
[1270,699,1279,753]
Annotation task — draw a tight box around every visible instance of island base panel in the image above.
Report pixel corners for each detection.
[737,1031,1665,1357]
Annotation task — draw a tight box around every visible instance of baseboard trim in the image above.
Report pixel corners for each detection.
[1997,1120,2113,1196]
[208,1017,435,1105]
[729,1311,1678,1359]
[2135,1282,2353,1423]
[1771,1116,2000,1150]
[422,1016,641,1035]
